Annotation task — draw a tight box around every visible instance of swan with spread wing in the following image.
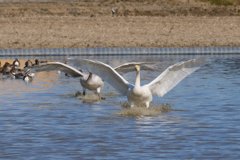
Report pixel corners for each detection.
[27,61,154,100]
[78,58,205,108]
[27,62,104,99]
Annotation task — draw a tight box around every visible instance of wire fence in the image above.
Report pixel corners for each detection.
[0,47,239,57]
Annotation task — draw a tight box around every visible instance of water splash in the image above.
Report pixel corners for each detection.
[74,91,101,103]
[118,103,172,117]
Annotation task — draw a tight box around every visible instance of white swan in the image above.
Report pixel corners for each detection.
[28,62,104,99]
[27,61,155,99]
[78,58,205,108]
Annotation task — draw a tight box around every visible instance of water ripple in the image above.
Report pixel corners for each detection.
[0,55,240,159]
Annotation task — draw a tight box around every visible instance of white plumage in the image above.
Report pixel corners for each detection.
[27,61,156,100]
[28,62,104,99]
[78,58,205,108]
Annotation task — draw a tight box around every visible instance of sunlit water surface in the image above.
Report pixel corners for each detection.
[0,55,240,159]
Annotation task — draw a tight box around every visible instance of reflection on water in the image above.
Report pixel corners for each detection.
[0,55,240,159]
[0,72,58,96]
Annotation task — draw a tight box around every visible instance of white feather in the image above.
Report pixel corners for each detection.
[77,58,204,108]
[77,59,132,95]
[145,58,204,97]
[29,62,83,77]
[114,62,155,73]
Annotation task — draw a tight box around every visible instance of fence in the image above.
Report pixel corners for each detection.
[0,47,239,57]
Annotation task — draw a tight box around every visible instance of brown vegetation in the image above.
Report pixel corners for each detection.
[0,0,239,17]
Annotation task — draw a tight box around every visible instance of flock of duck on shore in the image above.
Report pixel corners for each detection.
[0,57,204,108]
[0,58,47,82]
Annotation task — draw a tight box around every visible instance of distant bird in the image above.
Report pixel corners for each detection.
[9,67,24,79]
[34,59,48,65]
[78,58,204,108]
[23,70,34,82]
[111,7,118,16]
[1,62,12,75]
[1,59,21,75]
[27,62,104,100]
[0,59,35,82]
[24,59,34,68]
[9,65,34,81]
[12,58,20,68]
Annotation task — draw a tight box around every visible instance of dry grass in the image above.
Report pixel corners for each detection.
[200,0,240,5]
[0,0,239,17]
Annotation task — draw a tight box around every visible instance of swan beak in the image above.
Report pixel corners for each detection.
[135,65,140,72]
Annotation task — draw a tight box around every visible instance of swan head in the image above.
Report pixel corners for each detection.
[135,65,140,72]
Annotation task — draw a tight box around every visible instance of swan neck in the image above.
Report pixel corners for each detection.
[87,72,92,81]
[135,69,141,87]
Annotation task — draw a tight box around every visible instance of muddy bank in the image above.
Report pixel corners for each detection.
[0,16,239,49]
[0,1,239,49]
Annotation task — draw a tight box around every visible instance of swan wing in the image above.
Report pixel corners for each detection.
[78,59,131,95]
[114,62,155,74]
[28,62,83,77]
[145,58,205,97]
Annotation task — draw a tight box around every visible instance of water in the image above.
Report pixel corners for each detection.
[0,55,240,159]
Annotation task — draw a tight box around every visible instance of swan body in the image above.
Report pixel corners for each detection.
[127,66,153,107]
[80,72,103,96]
[79,58,204,108]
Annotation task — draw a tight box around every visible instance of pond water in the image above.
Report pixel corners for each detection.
[0,55,240,159]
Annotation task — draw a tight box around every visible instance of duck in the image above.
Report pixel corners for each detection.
[12,58,20,68]
[1,62,13,75]
[23,71,34,82]
[24,59,34,68]
[78,58,205,108]
[34,59,48,66]
[1,58,22,75]
[9,66,24,79]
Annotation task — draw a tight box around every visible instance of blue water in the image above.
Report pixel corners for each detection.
[0,55,240,159]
